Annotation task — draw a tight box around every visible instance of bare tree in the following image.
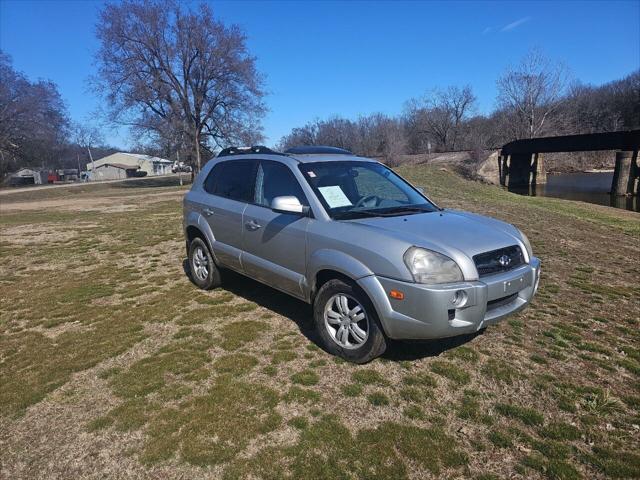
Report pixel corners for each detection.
[404,86,476,151]
[72,122,104,171]
[0,51,69,176]
[377,117,406,166]
[94,0,266,171]
[496,50,569,139]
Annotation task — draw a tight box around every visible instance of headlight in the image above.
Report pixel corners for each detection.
[518,230,533,260]
[403,247,463,284]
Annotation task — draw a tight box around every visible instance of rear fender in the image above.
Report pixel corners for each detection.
[184,211,217,262]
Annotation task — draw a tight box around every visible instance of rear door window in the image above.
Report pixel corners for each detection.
[204,160,257,202]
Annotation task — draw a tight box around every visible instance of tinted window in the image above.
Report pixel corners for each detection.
[255,161,308,207]
[204,160,256,202]
[203,163,223,193]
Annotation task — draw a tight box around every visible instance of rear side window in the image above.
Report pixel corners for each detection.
[255,161,308,207]
[203,160,256,202]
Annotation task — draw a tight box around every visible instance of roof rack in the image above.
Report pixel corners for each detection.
[216,145,286,158]
[284,146,353,155]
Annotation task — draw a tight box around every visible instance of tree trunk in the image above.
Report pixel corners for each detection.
[194,131,201,173]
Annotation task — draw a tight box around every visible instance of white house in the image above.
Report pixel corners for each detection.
[87,152,172,177]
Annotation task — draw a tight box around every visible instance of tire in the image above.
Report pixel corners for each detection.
[188,237,221,290]
[313,279,387,363]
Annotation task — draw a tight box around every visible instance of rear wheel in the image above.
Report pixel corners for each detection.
[313,279,386,363]
[188,237,221,290]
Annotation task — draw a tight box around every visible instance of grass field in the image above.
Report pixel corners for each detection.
[1,168,639,479]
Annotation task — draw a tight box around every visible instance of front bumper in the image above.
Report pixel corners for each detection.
[358,257,540,340]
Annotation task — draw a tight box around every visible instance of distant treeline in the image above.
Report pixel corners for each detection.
[0,52,120,177]
[1,37,638,179]
[278,52,639,165]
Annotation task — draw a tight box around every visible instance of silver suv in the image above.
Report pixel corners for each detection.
[183,146,540,363]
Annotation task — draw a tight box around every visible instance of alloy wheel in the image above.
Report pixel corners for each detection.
[323,293,369,349]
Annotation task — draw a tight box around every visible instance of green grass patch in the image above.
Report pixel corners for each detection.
[402,372,437,387]
[367,391,390,406]
[225,415,467,478]
[446,346,480,363]
[539,421,581,441]
[481,359,517,384]
[109,336,211,398]
[212,353,259,376]
[291,370,320,386]
[488,430,513,448]
[495,403,544,426]
[219,320,269,351]
[140,378,280,466]
[288,416,309,430]
[430,360,470,385]
[271,350,297,364]
[351,368,389,386]
[283,386,321,404]
[341,383,363,397]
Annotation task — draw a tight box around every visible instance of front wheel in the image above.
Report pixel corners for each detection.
[188,237,221,290]
[313,279,387,363]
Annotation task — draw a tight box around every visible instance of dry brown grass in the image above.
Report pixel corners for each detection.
[0,169,638,479]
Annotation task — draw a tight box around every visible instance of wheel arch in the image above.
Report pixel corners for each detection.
[184,212,216,259]
[307,249,374,302]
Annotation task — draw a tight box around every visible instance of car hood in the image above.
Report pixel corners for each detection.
[350,209,525,279]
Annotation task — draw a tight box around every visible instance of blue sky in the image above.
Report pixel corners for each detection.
[1,0,638,149]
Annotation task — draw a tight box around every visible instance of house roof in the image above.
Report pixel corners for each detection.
[96,163,139,170]
[88,152,172,170]
[13,168,38,176]
[119,152,172,164]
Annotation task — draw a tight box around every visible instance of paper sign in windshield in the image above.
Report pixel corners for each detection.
[318,186,352,208]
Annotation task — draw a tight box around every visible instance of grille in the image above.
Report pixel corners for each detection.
[473,245,524,277]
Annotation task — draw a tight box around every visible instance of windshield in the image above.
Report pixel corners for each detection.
[299,161,438,219]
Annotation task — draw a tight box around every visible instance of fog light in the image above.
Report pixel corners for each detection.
[450,290,467,307]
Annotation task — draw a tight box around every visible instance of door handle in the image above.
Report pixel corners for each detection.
[245,219,262,231]
[203,208,215,217]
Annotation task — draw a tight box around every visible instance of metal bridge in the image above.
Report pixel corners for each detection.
[498,130,640,196]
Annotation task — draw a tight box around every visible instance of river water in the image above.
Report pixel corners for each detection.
[507,171,639,213]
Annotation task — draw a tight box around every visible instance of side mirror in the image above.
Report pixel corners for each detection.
[271,196,309,215]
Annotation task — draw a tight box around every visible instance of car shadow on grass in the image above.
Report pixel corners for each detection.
[183,259,481,362]
[382,333,482,361]
[183,259,318,341]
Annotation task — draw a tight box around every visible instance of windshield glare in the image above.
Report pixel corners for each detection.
[299,161,437,219]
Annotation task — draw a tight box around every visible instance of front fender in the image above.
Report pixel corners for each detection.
[307,248,375,294]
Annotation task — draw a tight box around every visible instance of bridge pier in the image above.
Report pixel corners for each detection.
[611,150,639,196]
[498,152,547,188]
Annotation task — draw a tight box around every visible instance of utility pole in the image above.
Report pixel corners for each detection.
[88,146,95,181]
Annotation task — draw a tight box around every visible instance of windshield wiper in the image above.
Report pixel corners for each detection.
[382,206,433,214]
[334,206,432,220]
[333,209,383,220]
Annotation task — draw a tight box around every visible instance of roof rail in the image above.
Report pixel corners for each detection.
[284,146,353,155]
[216,145,286,158]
